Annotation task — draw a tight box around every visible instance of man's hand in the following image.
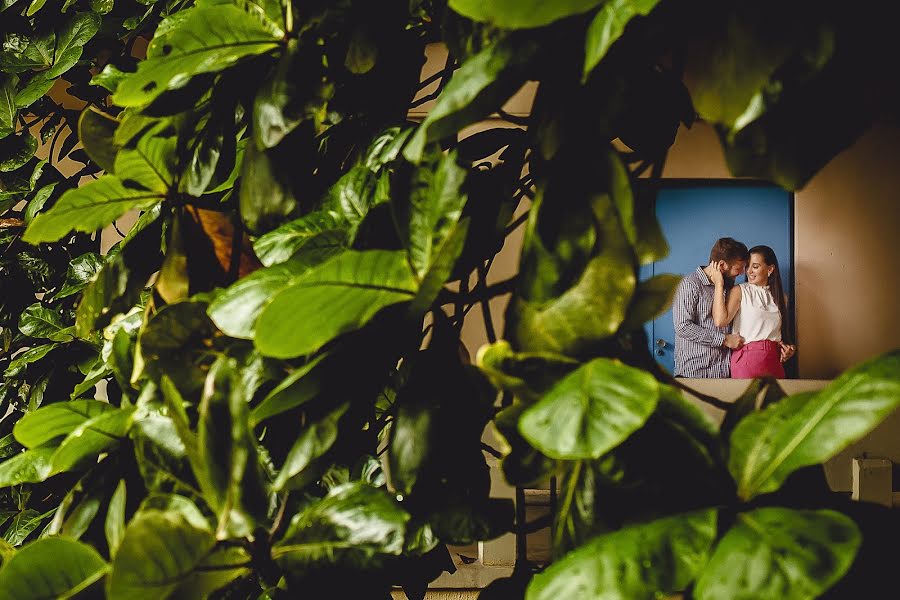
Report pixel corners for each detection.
[723,333,745,350]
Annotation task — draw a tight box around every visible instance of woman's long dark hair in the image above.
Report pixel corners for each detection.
[748,245,789,341]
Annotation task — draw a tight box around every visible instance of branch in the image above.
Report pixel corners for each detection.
[438,275,517,305]
[497,109,529,126]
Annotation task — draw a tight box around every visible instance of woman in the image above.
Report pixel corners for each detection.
[710,245,796,378]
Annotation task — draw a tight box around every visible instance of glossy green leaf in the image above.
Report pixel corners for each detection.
[404,37,538,162]
[55,252,103,299]
[475,340,579,403]
[319,164,383,231]
[274,402,348,491]
[583,0,662,80]
[113,134,176,193]
[113,5,282,107]
[169,546,251,600]
[619,274,681,330]
[3,344,59,378]
[92,64,127,93]
[0,76,16,138]
[106,510,215,600]
[208,262,302,339]
[2,509,52,546]
[22,175,164,244]
[255,250,417,358]
[78,107,118,173]
[13,399,115,448]
[730,350,900,499]
[519,358,659,459]
[0,448,55,487]
[411,217,469,312]
[105,480,127,557]
[527,509,717,600]
[13,74,53,109]
[253,210,349,267]
[448,0,603,29]
[694,508,860,600]
[395,149,468,279]
[50,408,135,475]
[249,353,327,425]
[16,303,72,342]
[197,356,269,538]
[0,134,37,173]
[45,13,101,78]
[0,538,107,600]
[273,482,409,570]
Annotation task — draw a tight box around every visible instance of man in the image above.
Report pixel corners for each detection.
[672,237,749,378]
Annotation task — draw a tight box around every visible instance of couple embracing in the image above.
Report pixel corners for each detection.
[672,237,796,379]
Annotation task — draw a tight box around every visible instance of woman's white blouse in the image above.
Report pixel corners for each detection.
[732,282,782,343]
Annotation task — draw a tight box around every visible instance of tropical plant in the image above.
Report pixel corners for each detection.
[0,0,898,598]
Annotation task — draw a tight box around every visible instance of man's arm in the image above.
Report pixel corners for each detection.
[672,278,726,348]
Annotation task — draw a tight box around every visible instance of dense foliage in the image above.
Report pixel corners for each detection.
[1,0,899,598]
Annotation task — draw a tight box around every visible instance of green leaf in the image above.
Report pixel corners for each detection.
[274,402,348,491]
[273,482,409,570]
[78,107,118,173]
[113,5,282,108]
[0,448,55,487]
[394,149,468,279]
[45,13,101,78]
[197,356,269,538]
[730,350,900,500]
[0,76,17,138]
[13,74,54,109]
[583,0,662,80]
[619,274,681,330]
[0,134,37,173]
[55,252,103,299]
[207,263,301,340]
[255,250,417,358]
[319,164,383,232]
[92,64,127,93]
[253,210,349,268]
[448,0,603,29]
[75,207,163,336]
[519,358,660,459]
[106,510,215,600]
[476,340,579,403]
[526,509,717,600]
[404,36,538,163]
[105,480,127,557]
[50,408,135,474]
[249,353,327,425]
[114,134,176,193]
[2,509,52,546]
[410,217,469,312]
[0,538,107,600]
[3,344,59,378]
[694,508,860,600]
[239,138,297,234]
[13,399,115,448]
[169,546,251,600]
[17,304,71,341]
[22,175,164,244]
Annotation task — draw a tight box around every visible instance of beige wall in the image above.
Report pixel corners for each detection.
[662,121,900,378]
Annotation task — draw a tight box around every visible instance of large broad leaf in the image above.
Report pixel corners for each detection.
[22,175,164,244]
[168,546,251,600]
[207,262,304,339]
[55,252,103,299]
[619,273,681,330]
[113,135,176,193]
[476,340,580,402]
[2,509,53,546]
[272,482,409,570]
[273,402,348,491]
[255,250,417,358]
[0,538,107,600]
[393,149,468,279]
[526,509,717,600]
[252,210,349,267]
[448,0,603,29]
[113,4,282,108]
[13,399,115,448]
[583,0,662,79]
[0,133,37,173]
[78,107,119,173]
[197,356,269,538]
[403,36,538,163]
[694,508,860,600]
[519,358,659,459]
[249,353,327,425]
[43,13,101,79]
[0,448,55,487]
[16,304,72,341]
[729,350,900,500]
[50,408,135,474]
[106,510,216,600]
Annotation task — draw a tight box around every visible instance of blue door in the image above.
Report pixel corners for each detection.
[641,182,793,375]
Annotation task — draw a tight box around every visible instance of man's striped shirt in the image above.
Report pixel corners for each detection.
[672,266,731,378]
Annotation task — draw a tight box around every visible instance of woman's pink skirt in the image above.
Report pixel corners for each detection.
[730,339,785,379]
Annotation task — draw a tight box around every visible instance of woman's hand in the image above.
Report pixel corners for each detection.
[708,261,725,287]
[780,342,796,363]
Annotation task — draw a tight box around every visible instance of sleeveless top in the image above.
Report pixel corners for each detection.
[732,282,782,343]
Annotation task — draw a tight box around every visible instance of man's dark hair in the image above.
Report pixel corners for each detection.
[709,237,749,263]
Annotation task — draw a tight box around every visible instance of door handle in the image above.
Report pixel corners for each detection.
[656,338,669,348]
